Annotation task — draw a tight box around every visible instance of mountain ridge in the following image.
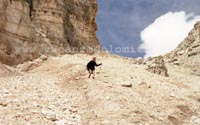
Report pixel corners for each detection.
[165,21,200,71]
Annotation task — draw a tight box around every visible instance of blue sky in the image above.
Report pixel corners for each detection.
[96,0,200,58]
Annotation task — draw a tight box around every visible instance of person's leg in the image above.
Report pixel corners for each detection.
[88,69,92,78]
[92,70,95,79]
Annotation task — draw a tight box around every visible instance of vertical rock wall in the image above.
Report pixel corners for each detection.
[0,0,100,65]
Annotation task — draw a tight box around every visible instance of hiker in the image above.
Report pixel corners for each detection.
[86,57,102,79]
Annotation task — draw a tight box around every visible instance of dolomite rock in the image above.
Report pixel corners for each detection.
[138,82,151,89]
[42,109,57,121]
[39,55,48,61]
[0,101,8,107]
[146,56,169,77]
[0,0,100,65]
[55,120,67,125]
[136,58,144,65]
[121,83,132,88]
[0,63,18,77]
[166,21,200,71]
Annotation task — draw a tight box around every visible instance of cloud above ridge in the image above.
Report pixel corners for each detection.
[140,11,200,57]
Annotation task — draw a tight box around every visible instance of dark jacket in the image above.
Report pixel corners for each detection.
[87,60,101,71]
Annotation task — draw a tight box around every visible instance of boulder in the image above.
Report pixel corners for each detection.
[121,83,132,88]
[146,56,169,77]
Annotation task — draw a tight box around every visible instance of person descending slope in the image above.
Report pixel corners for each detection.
[86,57,102,79]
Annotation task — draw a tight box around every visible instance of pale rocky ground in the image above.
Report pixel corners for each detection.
[0,52,200,125]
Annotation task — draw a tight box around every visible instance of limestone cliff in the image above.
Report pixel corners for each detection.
[0,0,100,65]
[165,21,200,71]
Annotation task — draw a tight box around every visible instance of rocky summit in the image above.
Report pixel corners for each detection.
[0,0,99,65]
[165,21,200,72]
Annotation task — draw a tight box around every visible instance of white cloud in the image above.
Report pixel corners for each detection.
[139,11,200,58]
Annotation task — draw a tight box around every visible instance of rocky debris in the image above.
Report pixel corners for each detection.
[55,120,67,125]
[165,21,200,71]
[17,55,48,72]
[186,115,200,125]
[121,83,132,87]
[42,109,57,121]
[75,77,81,80]
[168,115,179,125]
[176,105,192,114]
[39,55,48,61]
[193,117,200,124]
[0,101,8,107]
[134,57,155,65]
[17,62,39,72]
[0,69,82,124]
[3,90,9,94]
[1,53,200,125]
[0,63,12,77]
[146,56,169,77]
[136,59,143,65]
[0,0,100,65]
[138,82,151,89]
[135,58,144,65]
[0,63,19,77]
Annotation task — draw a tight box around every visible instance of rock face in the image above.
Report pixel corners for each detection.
[146,56,169,77]
[0,0,100,65]
[165,21,200,71]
